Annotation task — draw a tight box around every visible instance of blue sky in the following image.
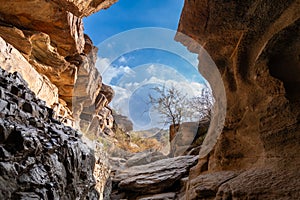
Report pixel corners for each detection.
[84,0,185,44]
[83,1,207,130]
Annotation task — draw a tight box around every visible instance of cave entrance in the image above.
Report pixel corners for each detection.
[79,2,227,198]
[81,1,226,164]
[94,28,214,158]
[268,20,300,119]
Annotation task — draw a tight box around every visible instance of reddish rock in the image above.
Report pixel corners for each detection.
[177,0,300,199]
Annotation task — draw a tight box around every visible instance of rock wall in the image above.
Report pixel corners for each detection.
[177,0,300,199]
[0,0,116,136]
[0,68,98,199]
[0,0,118,199]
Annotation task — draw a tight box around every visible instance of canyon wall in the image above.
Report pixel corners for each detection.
[0,0,118,199]
[0,68,99,199]
[177,0,300,199]
[1,0,300,199]
[0,0,116,135]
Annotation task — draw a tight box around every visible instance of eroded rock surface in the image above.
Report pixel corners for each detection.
[0,68,99,199]
[0,36,59,108]
[0,0,116,140]
[112,112,134,133]
[177,0,300,199]
[0,0,119,199]
[125,150,168,168]
[0,0,117,56]
[111,155,198,199]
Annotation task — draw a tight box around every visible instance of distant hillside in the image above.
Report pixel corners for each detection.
[130,127,169,140]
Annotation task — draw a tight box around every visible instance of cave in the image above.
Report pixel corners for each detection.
[267,20,300,119]
[0,0,299,200]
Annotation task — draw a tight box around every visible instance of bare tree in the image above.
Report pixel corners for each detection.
[188,87,214,121]
[149,85,214,157]
[149,85,188,128]
[149,85,214,127]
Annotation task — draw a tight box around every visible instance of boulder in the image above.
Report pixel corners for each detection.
[125,150,168,167]
[113,156,198,194]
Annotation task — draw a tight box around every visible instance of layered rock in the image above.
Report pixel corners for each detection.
[52,0,118,18]
[177,0,300,199]
[0,0,116,137]
[0,36,59,108]
[0,68,98,199]
[125,150,168,168]
[111,155,198,199]
[0,0,118,199]
[186,168,300,200]
[0,0,116,56]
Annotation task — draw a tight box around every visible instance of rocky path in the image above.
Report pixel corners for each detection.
[108,150,198,200]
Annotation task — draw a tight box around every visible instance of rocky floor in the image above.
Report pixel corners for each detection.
[108,150,198,200]
[108,150,300,200]
[0,68,99,199]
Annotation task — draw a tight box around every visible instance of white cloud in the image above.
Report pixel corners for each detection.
[110,86,131,117]
[110,73,207,129]
[157,79,206,98]
[146,64,156,74]
[118,56,127,63]
[98,60,207,130]
[123,82,141,91]
[118,64,188,89]
[122,66,135,76]
[120,74,205,98]
[101,66,119,84]
[96,57,135,84]
[190,82,206,96]
[145,64,186,82]
[96,57,111,74]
